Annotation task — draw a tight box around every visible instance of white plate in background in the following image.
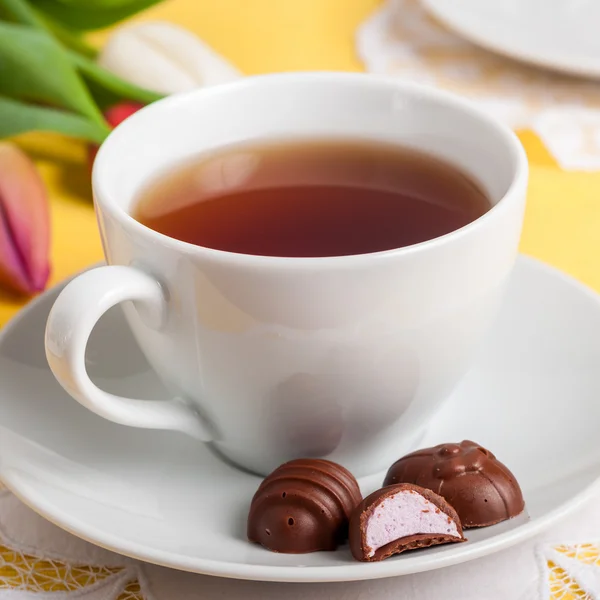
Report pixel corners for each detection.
[423,0,600,79]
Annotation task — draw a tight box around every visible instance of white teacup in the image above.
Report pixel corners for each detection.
[45,73,527,477]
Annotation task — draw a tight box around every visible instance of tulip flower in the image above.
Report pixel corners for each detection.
[0,143,50,296]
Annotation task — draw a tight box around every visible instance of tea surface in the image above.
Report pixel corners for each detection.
[133,140,491,257]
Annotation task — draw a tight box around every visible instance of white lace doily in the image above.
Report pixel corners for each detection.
[357,0,600,171]
[0,478,599,599]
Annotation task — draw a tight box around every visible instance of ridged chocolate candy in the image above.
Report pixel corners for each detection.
[383,440,525,527]
[247,458,362,553]
[349,483,464,562]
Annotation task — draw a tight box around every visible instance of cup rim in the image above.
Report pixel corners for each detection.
[93,72,528,269]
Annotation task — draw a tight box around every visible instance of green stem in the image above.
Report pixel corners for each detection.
[71,52,164,105]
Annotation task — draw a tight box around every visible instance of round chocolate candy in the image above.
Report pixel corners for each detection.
[247,458,362,553]
[349,483,464,562]
[383,440,525,527]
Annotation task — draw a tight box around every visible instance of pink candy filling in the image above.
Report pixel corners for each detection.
[365,490,460,557]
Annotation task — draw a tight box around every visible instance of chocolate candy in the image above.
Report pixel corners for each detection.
[247,458,362,553]
[349,483,464,561]
[383,440,525,527]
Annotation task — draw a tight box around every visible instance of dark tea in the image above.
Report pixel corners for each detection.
[133,139,491,257]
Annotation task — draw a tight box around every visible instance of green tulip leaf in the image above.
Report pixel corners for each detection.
[0,0,164,142]
[0,0,44,27]
[31,0,165,30]
[41,14,99,57]
[72,52,163,104]
[51,0,150,8]
[0,22,104,123]
[0,95,109,142]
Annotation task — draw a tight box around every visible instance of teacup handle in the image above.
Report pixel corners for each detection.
[44,265,213,441]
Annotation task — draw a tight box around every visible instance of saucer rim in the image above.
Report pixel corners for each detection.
[1,255,600,582]
[423,0,600,80]
[4,466,600,583]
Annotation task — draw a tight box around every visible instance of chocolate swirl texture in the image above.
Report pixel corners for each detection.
[247,458,362,553]
[383,440,525,527]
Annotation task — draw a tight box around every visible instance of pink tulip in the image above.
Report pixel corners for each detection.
[0,142,50,296]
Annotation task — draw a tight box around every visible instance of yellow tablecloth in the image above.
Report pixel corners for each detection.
[2,0,600,326]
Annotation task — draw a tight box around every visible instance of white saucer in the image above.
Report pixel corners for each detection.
[1,256,600,582]
[423,0,600,79]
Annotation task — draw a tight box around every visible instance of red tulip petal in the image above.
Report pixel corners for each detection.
[104,101,145,128]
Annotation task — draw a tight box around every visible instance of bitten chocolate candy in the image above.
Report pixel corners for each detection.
[247,458,362,553]
[349,483,464,562]
[383,440,525,527]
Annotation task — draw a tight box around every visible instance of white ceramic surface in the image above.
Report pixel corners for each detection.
[423,0,600,79]
[4,256,600,582]
[44,73,527,478]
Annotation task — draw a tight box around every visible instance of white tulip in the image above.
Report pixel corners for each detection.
[98,21,241,95]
